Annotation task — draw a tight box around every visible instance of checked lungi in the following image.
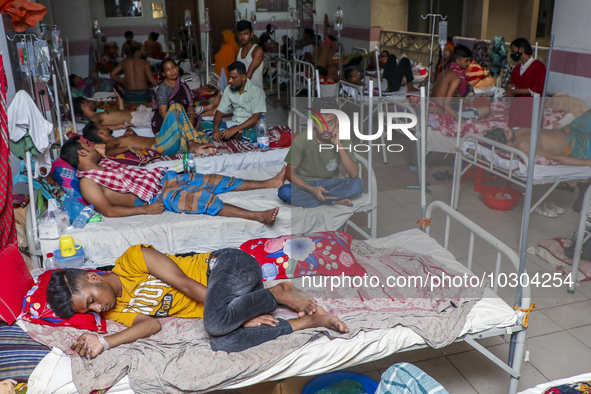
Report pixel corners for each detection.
[152,171,244,215]
[152,104,211,156]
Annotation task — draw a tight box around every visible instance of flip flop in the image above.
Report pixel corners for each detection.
[533,204,558,218]
[432,171,446,181]
[547,201,565,214]
[557,182,575,192]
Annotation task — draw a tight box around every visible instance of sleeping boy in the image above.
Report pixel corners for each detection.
[46,245,348,355]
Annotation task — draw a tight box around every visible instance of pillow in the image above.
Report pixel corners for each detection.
[240,231,366,281]
[22,271,108,333]
[38,174,66,203]
[51,158,88,205]
[466,61,488,86]
[108,147,162,166]
[0,323,50,382]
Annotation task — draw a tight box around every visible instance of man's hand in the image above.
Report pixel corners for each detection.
[310,186,328,201]
[330,127,341,146]
[128,146,145,160]
[212,128,222,142]
[145,202,165,214]
[220,127,240,140]
[242,314,279,328]
[71,333,105,359]
[193,144,217,156]
[504,84,516,97]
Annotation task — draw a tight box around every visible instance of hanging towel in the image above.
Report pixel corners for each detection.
[0,54,16,249]
[8,90,54,177]
[489,36,507,77]
[472,39,490,67]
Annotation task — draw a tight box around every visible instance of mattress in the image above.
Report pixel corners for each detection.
[461,140,591,180]
[29,229,518,394]
[38,165,369,266]
[518,372,591,394]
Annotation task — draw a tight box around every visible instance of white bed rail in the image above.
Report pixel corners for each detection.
[208,72,220,89]
[276,58,292,103]
[292,59,315,99]
[426,200,530,394]
[378,97,418,164]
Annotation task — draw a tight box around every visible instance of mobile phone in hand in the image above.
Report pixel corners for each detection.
[323,192,339,200]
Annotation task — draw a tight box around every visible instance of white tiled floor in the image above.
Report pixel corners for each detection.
[221,94,591,393]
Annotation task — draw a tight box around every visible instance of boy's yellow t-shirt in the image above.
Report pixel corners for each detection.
[103,245,210,327]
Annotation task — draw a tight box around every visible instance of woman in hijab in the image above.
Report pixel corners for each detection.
[215,30,239,78]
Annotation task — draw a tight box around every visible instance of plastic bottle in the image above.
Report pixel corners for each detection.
[73,205,95,229]
[62,194,85,224]
[187,154,196,174]
[34,40,52,82]
[256,117,270,151]
[46,253,58,270]
[183,148,189,174]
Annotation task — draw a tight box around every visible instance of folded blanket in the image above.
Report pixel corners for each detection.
[24,244,483,394]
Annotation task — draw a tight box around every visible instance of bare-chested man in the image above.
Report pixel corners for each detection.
[73,89,220,130]
[60,136,284,224]
[110,45,158,104]
[431,44,491,121]
[484,110,591,166]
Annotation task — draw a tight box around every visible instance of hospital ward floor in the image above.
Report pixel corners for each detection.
[218,98,591,393]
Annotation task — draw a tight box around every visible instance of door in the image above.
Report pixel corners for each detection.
[204,0,236,56]
[165,0,201,56]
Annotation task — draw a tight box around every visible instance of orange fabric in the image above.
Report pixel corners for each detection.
[436,41,455,76]
[214,30,239,76]
[4,0,47,32]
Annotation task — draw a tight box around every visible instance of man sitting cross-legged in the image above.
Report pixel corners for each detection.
[212,61,267,143]
[484,109,591,166]
[60,136,283,224]
[82,104,216,157]
[46,245,348,355]
[73,88,220,131]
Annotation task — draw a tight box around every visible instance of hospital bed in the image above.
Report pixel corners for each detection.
[26,201,531,394]
[518,372,591,394]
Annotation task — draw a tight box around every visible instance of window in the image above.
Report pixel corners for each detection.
[256,0,288,12]
[104,0,143,18]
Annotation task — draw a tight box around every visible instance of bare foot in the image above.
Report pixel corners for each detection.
[407,85,419,93]
[269,281,317,317]
[269,166,286,189]
[258,206,279,225]
[335,199,354,207]
[292,306,349,333]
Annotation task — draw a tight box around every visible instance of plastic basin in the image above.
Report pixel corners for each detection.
[480,186,522,211]
[302,371,379,394]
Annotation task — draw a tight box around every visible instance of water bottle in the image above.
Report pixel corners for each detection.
[46,253,58,270]
[183,148,189,174]
[62,194,85,224]
[256,117,270,151]
[187,154,196,174]
[73,205,95,229]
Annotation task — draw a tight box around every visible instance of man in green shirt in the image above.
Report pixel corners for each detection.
[212,61,267,142]
[278,97,364,208]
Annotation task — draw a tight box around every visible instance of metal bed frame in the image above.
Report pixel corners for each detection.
[292,59,315,100]
[570,183,591,293]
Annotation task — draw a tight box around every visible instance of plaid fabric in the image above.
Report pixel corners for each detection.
[376,362,449,394]
[155,171,244,215]
[153,103,211,156]
[78,159,165,202]
[0,55,16,249]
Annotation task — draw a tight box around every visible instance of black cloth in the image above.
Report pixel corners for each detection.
[382,55,414,92]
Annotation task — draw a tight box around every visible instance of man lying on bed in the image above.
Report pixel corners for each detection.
[278,97,364,208]
[73,88,220,131]
[484,109,591,166]
[211,61,266,143]
[46,245,348,356]
[431,45,491,122]
[60,136,282,224]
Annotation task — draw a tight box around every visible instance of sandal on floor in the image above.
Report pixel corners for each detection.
[432,171,446,181]
[557,182,575,191]
[534,203,558,218]
[547,201,565,214]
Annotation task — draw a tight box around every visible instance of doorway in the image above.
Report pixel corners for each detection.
[204,0,236,56]
[165,0,201,56]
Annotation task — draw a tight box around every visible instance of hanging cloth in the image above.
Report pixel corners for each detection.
[0,55,17,249]
[489,36,507,78]
[471,39,490,67]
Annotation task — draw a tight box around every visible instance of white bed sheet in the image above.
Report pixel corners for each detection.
[29,229,517,393]
[39,165,369,266]
[518,372,591,394]
[461,140,591,179]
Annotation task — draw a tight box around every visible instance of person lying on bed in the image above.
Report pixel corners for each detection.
[484,110,591,166]
[278,97,364,208]
[212,61,266,143]
[431,45,491,122]
[344,54,419,94]
[46,245,348,356]
[73,88,220,131]
[82,108,217,157]
[60,136,282,224]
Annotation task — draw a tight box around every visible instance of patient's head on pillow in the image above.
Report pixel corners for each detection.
[60,136,84,169]
[47,269,117,319]
[83,122,104,143]
[483,128,508,145]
